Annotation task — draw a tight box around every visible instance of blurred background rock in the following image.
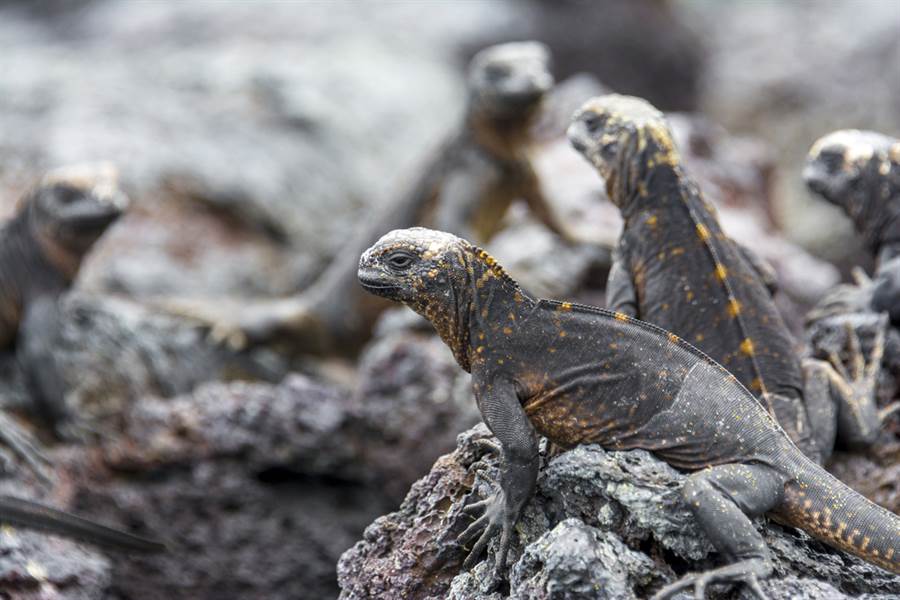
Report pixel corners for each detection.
[0,1,897,598]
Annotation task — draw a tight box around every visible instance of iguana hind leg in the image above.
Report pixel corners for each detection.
[651,463,784,600]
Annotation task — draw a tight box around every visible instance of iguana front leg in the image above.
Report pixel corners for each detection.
[457,374,538,590]
[17,297,91,442]
[803,315,895,457]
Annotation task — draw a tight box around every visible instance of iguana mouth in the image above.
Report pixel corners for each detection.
[358,276,399,294]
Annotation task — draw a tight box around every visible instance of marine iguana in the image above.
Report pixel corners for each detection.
[804,130,900,322]
[803,130,900,420]
[0,163,128,439]
[357,226,900,598]
[566,95,889,462]
[162,41,582,355]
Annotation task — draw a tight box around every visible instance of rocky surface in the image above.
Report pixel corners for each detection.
[348,320,481,501]
[338,424,900,600]
[56,339,477,599]
[61,375,387,599]
[0,423,113,600]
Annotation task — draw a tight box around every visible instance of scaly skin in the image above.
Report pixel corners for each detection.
[1,163,127,442]
[358,227,900,598]
[566,95,887,463]
[160,41,581,356]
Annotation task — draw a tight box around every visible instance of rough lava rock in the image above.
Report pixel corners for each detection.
[63,375,396,599]
[348,318,481,500]
[0,440,113,600]
[338,424,900,599]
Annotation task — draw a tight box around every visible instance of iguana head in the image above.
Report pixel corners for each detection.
[804,130,900,248]
[23,162,128,275]
[359,227,517,371]
[468,41,553,121]
[568,94,681,213]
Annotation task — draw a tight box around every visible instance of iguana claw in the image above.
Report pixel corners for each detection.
[456,490,512,590]
[471,437,502,458]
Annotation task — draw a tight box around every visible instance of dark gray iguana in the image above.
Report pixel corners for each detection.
[1,163,128,441]
[357,226,900,599]
[803,131,900,321]
[161,41,583,356]
[804,129,900,320]
[566,95,890,464]
[804,130,900,416]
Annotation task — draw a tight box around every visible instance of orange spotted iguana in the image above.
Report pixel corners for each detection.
[357,226,900,598]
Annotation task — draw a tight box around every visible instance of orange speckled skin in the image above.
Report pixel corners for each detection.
[359,227,900,591]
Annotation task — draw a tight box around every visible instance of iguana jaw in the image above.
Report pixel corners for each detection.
[356,271,401,298]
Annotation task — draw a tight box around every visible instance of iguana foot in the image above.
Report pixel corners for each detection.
[0,413,53,485]
[827,317,886,397]
[456,490,511,591]
[471,437,502,457]
[650,558,772,600]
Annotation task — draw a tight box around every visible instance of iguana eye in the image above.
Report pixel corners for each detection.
[387,251,416,271]
[484,63,510,82]
[53,185,84,205]
[583,113,603,134]
[819,149,844,173]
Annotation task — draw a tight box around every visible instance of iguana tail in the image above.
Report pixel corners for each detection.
[775,461,899,574]
[0,495,165,553]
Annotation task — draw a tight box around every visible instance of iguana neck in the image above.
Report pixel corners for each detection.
[606,124,685,223]
[425,244,532,372]
[851,162,900,255]
[615,160,690,224]
[3,211,72,300]
[465,106,536,162]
